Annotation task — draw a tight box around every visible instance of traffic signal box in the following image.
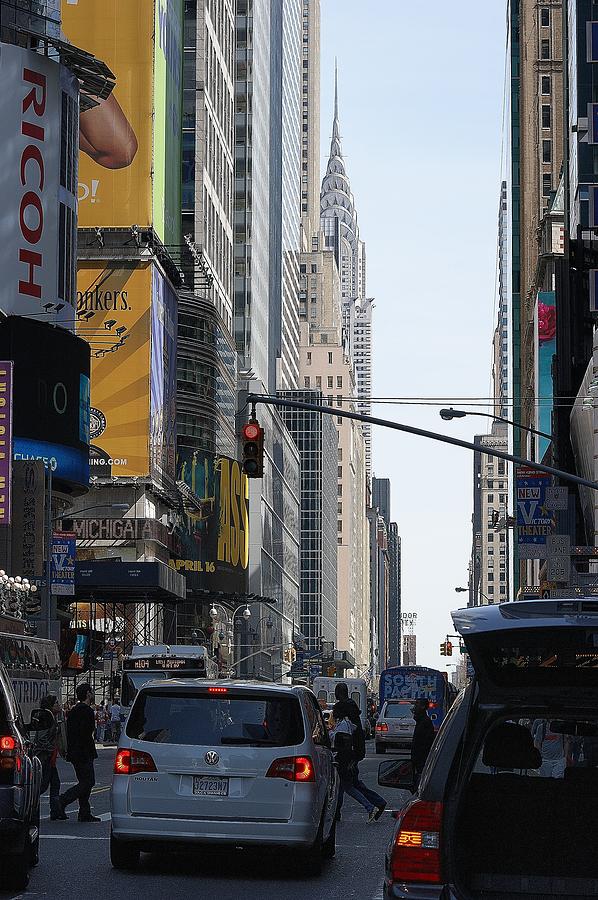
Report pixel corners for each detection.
[439,640,453,657]
[241,420,264,478]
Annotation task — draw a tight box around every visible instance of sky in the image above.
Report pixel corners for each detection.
[320,1,508,670]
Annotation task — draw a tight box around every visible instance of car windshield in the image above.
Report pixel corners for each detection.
[126,689,305,746]
[384,703,413,718]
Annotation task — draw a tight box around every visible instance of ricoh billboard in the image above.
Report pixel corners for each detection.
[0,44,78,324]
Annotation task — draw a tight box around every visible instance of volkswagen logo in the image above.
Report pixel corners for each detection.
[204,751,220,766]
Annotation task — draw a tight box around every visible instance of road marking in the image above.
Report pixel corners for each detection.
[371,880,385,900]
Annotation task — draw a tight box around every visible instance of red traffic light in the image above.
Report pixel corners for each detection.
[241,420,264,477]
[243,423,261,441]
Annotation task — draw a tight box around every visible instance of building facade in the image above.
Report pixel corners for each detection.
[280,390,338,651]
[300,0,321,243]
[469,422,509,606]
[298,236,369,670]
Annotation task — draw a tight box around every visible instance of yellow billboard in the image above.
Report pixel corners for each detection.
[62,0,154,228]
[76,264,151,477]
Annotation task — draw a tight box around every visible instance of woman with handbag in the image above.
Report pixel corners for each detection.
[34,695,66,820]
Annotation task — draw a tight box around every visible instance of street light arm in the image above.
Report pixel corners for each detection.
[440,408,552,442]
[247,394,598,492]
[229,643,288,671]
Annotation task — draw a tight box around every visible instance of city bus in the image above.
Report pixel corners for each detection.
[0,631,61,722]
[378,665,457,731]
[120,644,219,710]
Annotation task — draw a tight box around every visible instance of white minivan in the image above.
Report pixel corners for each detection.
[110,679,339,875]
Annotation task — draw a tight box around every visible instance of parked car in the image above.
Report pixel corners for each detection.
[111,679,339,875]
[0,660,42,889]
[375,700,416,753]
[378,598,598,898]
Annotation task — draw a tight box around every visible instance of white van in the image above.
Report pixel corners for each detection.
[312,677,369,734]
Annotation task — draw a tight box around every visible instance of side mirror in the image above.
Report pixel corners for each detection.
[378,758,415,791]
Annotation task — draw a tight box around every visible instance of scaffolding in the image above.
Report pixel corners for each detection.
[61,596,177,703]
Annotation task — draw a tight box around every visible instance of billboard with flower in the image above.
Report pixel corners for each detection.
[537,291,556,461]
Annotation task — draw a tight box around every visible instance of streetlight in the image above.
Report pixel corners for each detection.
[455,585,492,604]
[439,408,552,442]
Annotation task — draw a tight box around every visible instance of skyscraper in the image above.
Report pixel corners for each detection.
[320,71,373,474]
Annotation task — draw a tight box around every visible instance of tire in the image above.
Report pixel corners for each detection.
[110,830,140,870]
[375,742,386,755]
[301,816,324,877]
[30,804,40,867]
[1,847,30,890]
[322,816,336,860]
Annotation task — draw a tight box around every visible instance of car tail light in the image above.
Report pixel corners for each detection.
[388,800,442,884]
[266,756,315,783]
[376,723,389,732]
[0,734,22,781]
[114,748,157,775]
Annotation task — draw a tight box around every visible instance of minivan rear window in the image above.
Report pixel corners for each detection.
[126,690,305,747]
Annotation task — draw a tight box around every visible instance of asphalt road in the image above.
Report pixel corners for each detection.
[1,742,412,900]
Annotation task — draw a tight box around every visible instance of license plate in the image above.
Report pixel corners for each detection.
[192,776,229,796]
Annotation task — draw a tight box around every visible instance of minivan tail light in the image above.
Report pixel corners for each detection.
[114,748,157,775]
[266,756,315,783]
[389,800,442,884]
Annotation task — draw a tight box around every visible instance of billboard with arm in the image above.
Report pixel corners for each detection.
[61,0,182,245]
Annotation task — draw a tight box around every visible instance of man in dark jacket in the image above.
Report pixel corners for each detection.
[411,698,435,777]
[57,682,100,822]
[332,683,385,820]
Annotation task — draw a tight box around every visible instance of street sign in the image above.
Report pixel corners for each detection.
[516,467,553,559]
[545,487,568,511]
[547,534,570,556]
[547,556,571,583]
[50,531,76,596]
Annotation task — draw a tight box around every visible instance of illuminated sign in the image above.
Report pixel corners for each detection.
[123,657,205,672]
[14,438,89,487]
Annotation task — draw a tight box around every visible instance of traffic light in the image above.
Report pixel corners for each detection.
[241,420,264,478]
[440,641,447,656]
[283,647,296,663]
[445,641,453,657]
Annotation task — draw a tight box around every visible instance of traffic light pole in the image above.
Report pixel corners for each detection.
[246,394,598,492]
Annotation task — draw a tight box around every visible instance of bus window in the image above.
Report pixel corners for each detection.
[317,690,327,702]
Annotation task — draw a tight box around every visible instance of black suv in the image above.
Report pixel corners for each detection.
[378,598,598,899]
[0,660,42,889]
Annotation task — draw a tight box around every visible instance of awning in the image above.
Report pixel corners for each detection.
[75,560,186,602]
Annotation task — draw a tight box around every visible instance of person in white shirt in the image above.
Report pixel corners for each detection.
[109,698,121,744]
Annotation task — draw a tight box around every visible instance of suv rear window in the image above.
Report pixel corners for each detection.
[126,690,305,747]
[383,703,412,718]
[472,628,598,687]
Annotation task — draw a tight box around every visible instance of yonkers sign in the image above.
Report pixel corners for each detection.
[0,45,78,324]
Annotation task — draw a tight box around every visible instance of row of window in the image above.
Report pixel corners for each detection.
[304,376,343,389]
